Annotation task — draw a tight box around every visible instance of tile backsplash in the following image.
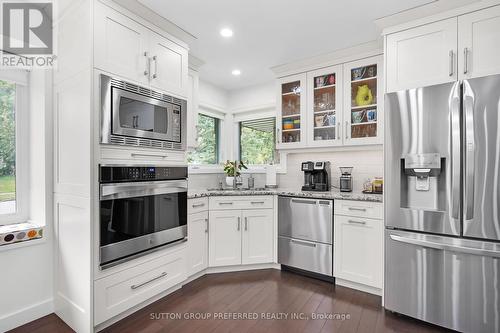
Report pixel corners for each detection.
[188,149,383,192]
[278,149,383,192]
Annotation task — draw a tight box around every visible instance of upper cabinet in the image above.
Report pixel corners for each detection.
[386,4,500,92]
[458,5,500,80]
[276,74,307,149]
[385,18,458,92]
[94,1,188,97]
[276,55,383,149]
[306,65,343,147]
[343,56,383,145]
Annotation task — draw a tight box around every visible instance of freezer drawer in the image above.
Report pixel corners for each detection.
[385,229,500,333]
[278,196,332,244]
[278,236,332,276]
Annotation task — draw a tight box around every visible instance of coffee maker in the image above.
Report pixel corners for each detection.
[301,161,330,191]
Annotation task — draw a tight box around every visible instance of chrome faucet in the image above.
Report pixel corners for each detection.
[232,160,239,189]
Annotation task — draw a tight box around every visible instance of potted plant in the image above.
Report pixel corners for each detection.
[223,160,248,186]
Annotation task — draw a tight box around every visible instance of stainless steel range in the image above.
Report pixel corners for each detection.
[385,75,500,333]
[99,165,188,268]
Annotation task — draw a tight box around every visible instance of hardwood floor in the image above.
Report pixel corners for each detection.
[9,269,452,333]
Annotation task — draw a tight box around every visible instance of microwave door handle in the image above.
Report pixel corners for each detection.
[463,81,475,221]
[450,82,461,220]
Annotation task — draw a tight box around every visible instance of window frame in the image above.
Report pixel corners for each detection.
[188,109,223,169]
[238,117,277,166]
[0,74,29,225]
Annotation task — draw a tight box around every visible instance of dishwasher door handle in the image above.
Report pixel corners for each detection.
[291,198,317,205]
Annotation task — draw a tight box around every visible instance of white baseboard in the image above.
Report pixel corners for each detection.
[206,263,280,274]
[335,278,382,296]
[0,298,54,332]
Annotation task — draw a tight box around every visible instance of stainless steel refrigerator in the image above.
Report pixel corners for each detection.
[385,75,500,333]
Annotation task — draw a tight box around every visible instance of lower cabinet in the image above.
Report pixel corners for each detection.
[94,246,186,325]
[209,200,274,267]
[187,210,208,276]
[334,214,383,289]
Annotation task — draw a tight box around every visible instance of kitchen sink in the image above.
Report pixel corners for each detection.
[207,187,268,191]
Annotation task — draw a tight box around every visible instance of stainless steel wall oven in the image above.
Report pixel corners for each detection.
[100,74,187,150]
[99,165,187,268]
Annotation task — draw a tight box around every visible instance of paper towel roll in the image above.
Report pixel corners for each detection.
[266,164,277,187]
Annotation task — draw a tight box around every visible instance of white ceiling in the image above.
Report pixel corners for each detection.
[138,0,475,91]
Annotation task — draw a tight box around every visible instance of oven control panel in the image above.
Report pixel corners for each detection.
[100,166,188,183]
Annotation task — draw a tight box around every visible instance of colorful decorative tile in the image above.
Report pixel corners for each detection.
[0,222,43,246]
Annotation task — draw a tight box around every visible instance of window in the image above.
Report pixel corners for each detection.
[239,117,277,165]
[188,113,220,165]
[0,79,19,219]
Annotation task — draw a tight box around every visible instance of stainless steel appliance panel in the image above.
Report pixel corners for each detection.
[463,75,500,241]
[278,236,333,276]
[385,229,500,333]
[385,82,461,236]
[278,196,332,244]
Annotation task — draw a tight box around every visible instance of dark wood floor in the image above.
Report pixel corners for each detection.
[9,269,452,333]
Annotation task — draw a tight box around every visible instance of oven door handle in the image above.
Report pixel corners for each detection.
[100,180,187,201]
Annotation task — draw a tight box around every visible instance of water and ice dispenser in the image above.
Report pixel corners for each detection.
[401,153,446,211]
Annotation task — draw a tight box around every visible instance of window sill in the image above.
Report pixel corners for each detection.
[0,222,44,250]
[189,165,223,174]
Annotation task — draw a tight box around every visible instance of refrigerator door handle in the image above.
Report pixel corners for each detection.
[389,234,500,258]
[463,80,475,221]
[450,82,461,220]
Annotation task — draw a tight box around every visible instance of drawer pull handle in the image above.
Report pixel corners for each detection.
[192,203,205,208]
[291,239,317,247]
[251,201,265,204]
[348,219,367,225]
[219,202,233,205]
[205,218,209,233]
[131,271,168,290]
[348,207,367,212]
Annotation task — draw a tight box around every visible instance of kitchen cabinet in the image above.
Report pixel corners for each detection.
[343,56,383,145]
[276,73,307,149]
[306,65,343,147]
[209,210,242,267]
[386,18,458,92]
[149,31,188,97]
[458,5,500,80]
[334,201,383,290]
[187,209,208,277]
[209,196,274,267]
[94,2,150,86]
[241,209,274,264]
[94,1,188,97]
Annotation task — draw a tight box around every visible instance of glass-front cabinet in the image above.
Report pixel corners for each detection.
[276,73,307,149]
[306,65,343,146]
[343,55,383,145]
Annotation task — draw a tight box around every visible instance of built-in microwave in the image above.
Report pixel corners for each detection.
[100,74,186,150]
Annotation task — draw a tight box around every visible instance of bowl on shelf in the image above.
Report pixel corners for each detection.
[351,110,366,124]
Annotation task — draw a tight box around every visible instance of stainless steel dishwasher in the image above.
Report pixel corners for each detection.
[278,196,333,277]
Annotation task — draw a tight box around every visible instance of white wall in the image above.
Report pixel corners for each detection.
[0,70,54,332]
[198,79,229,111]
[229,82,275,113]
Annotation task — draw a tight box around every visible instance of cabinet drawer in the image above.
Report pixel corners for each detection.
[188,197,209,214]
[334,200,383,219]
[209,196,273,210]
[94,247,186,324]
[278,236,332,276]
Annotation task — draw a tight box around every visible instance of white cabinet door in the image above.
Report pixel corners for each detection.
[186,68,199,149]
[241,209,274,265]
[343,55,383,146]
[187,211,208,276]
[334,215,383,288]
[209,210,242,267]
[149,32,189,97]
[306,65,343,147]
[458,5,500,80]
[276,73,307,149]
[94,2,150,85]
[386,18,458,92]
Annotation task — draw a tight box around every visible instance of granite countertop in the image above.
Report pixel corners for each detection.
[188,188,383,203]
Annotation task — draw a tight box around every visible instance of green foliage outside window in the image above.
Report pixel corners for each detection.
[0,80,16,202]
[187,113,219,165]
[240,119,276,165]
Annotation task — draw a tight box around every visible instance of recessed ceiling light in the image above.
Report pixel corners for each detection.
[220,28,233,38]
[232,69,241,76]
